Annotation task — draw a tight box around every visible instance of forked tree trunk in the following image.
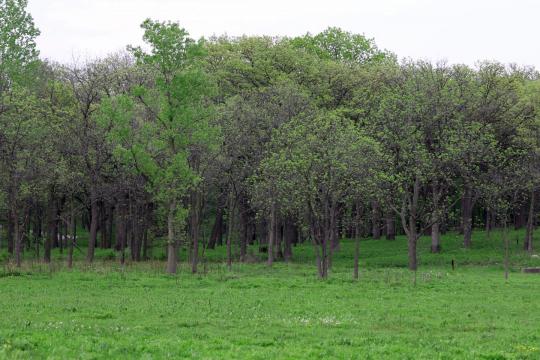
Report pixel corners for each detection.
[166,201,178,274]
[399,177,420,271]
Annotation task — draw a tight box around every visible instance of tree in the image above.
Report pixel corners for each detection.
[518,80,540,252]
[125,19,217,274]
[289,27,389,64]
[0,0,40,265]
[253,111,381,278]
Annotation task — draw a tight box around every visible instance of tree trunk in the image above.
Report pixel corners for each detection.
[267,202,275,266]
[239,206,248,262]
[525,190,535,253]
[45,193,56,263]
[276,218,283,260]
[207,207,223,249]
[107,206,114,248]
[462,185,474,248]
[385,214,395,240]
[86,192,99,263]
[99,202,107,249]
[13,205,22,267]
[485,209,491,237]
[408,225,418,271]
[400,178,420,270]
[226,192,235,270]
[283,219,293,262]
[191,191,201,273]
[504,220,509,281]
[431,184,441,253]
[353,205,361,280]
[67,199,76,269]
[166,201,178,274]
[514,203,527,230]
[7,210,14,255]
[371,201,381,239]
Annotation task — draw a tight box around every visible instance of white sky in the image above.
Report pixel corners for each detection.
[28,0,540,68]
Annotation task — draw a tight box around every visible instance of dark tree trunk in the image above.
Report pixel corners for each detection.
[67,200,76,269]
[525,190,535,253]
[267,202,275,266]
[431,184,441,253]
[207,207,223,249]
[385,213,395,240]
[514,203,527,230]
[239,206,248,262]
[354,201,362,280]
[13,205,22,267]
[371,201,381,239]
[7,209,14,255]
[226,192,235,270]
[191,191,201,273]
[276,219,283,260]
[401,177,420,271]
[485,209,492,235]
[462,184,474,248]
[107,206,114,248]
[166,201,178,274]
[99,202,107,249]
[407,227,418,271]
[504,220,509,281]
[283,219,294,261]
[33,206,41,259]
[143,202,153,260]
[45,193,56,263]
[86,192,99,263]
[115,194,128,264]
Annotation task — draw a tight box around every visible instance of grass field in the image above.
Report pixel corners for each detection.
[1,229,540,359]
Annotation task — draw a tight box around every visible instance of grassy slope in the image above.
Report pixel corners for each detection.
[1,229,539,359]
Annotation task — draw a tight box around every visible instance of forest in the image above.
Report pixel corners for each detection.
[1,1,540,358]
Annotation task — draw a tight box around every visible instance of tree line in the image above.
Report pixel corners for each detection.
[1,0,539,278]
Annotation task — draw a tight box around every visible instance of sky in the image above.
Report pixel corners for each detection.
[27,0,540,68]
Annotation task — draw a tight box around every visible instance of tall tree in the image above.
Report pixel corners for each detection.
[125,19,217,274]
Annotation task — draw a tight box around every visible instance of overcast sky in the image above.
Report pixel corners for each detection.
[28,0,539,68]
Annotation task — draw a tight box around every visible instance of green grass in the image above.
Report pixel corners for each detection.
[1,229,540,359]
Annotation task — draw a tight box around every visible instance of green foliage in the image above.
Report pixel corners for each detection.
[289,27,390,64]
[253,111,382,215]
[0,0,40,87]
[123,19,218,204]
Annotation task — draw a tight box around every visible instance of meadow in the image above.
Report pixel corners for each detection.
[1,230,540,359]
